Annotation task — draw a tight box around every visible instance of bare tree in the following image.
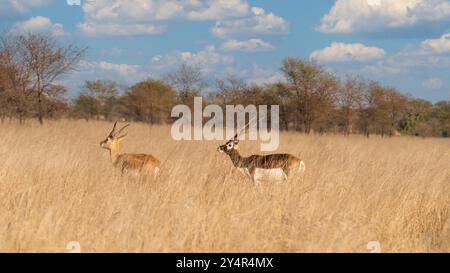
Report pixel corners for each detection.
[34,84,69,119]
[166,63,207,106]
[214,75,247,106]
[16,33,85,124]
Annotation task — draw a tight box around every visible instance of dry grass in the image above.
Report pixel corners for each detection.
[0,119,449,252]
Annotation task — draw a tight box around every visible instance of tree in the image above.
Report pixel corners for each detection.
[357,81,379,137]
[213,76,248,106]
[263,83,292,131]
[369,82,391,136]
[120,79,176,123]
[73,95,101,121]
[384,88,408,136]
[280,57,338,133]
[336,77,365,135]
[35,84,69,119]
[16,33,85,124]
[401,99,433,136]
[166,63,207,106]
[82,80,119,120]
[311,71,339,134]
[0,34,31,123]
[432,101,450,137]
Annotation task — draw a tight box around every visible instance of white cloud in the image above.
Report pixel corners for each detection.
[211,7,289,39]
[346,46,450,79]
[78,22,165,36]
[63,45,237,95]
[310,42,386,63]
[95,61,144,79]
[152,45,234,75]
[81,0,184,21]
[182,46,235,70]
[245,65,283,85]
[66,46,233,91]
[301,33,450,102]
[360,54,450,80]
[422,77,444,90]
[318,0,450,34]
[323,35,450,87]
[78,1,288,38]
[187,0,250,21]
[81,0,250,21]
[12,16,66,36]
[218,65,282,87]
[222,39,274,52]
[370,35,450,76]
[422,33,450,53]
[77,60,146,80]
[0,0,52,18]
[9,0,52,9]
[61,60,149,96]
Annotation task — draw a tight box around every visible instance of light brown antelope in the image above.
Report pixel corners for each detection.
[217,133,305,184]
[100,122,161,177]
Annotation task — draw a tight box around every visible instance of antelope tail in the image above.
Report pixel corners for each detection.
[154,167,160,178]
[299,160,306,173]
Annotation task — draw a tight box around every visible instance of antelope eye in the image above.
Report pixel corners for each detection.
[227,144,233,149]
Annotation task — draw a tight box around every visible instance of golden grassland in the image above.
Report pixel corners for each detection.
[0,119,449,252]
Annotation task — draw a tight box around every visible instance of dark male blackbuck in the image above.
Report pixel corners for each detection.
[100,122,161,177]
[217,133,305,184]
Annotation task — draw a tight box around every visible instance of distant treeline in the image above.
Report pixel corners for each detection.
[1,33,449,137]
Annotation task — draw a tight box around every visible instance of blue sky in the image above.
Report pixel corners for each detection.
[1,0,450,102]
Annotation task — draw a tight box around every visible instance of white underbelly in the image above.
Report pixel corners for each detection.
[125,169,141,177]
[254,168,286,181]
[238,168,251,177]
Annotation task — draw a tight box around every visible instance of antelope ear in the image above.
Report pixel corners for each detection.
[233,139,239,145]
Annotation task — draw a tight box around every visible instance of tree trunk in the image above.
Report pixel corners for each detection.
[283,116,289,131]
[37,92,43,125]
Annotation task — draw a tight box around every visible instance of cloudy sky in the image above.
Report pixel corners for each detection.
[1,0,449,102]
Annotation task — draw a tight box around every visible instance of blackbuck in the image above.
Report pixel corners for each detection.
[217,134,305,184]
[100,122,161,177]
